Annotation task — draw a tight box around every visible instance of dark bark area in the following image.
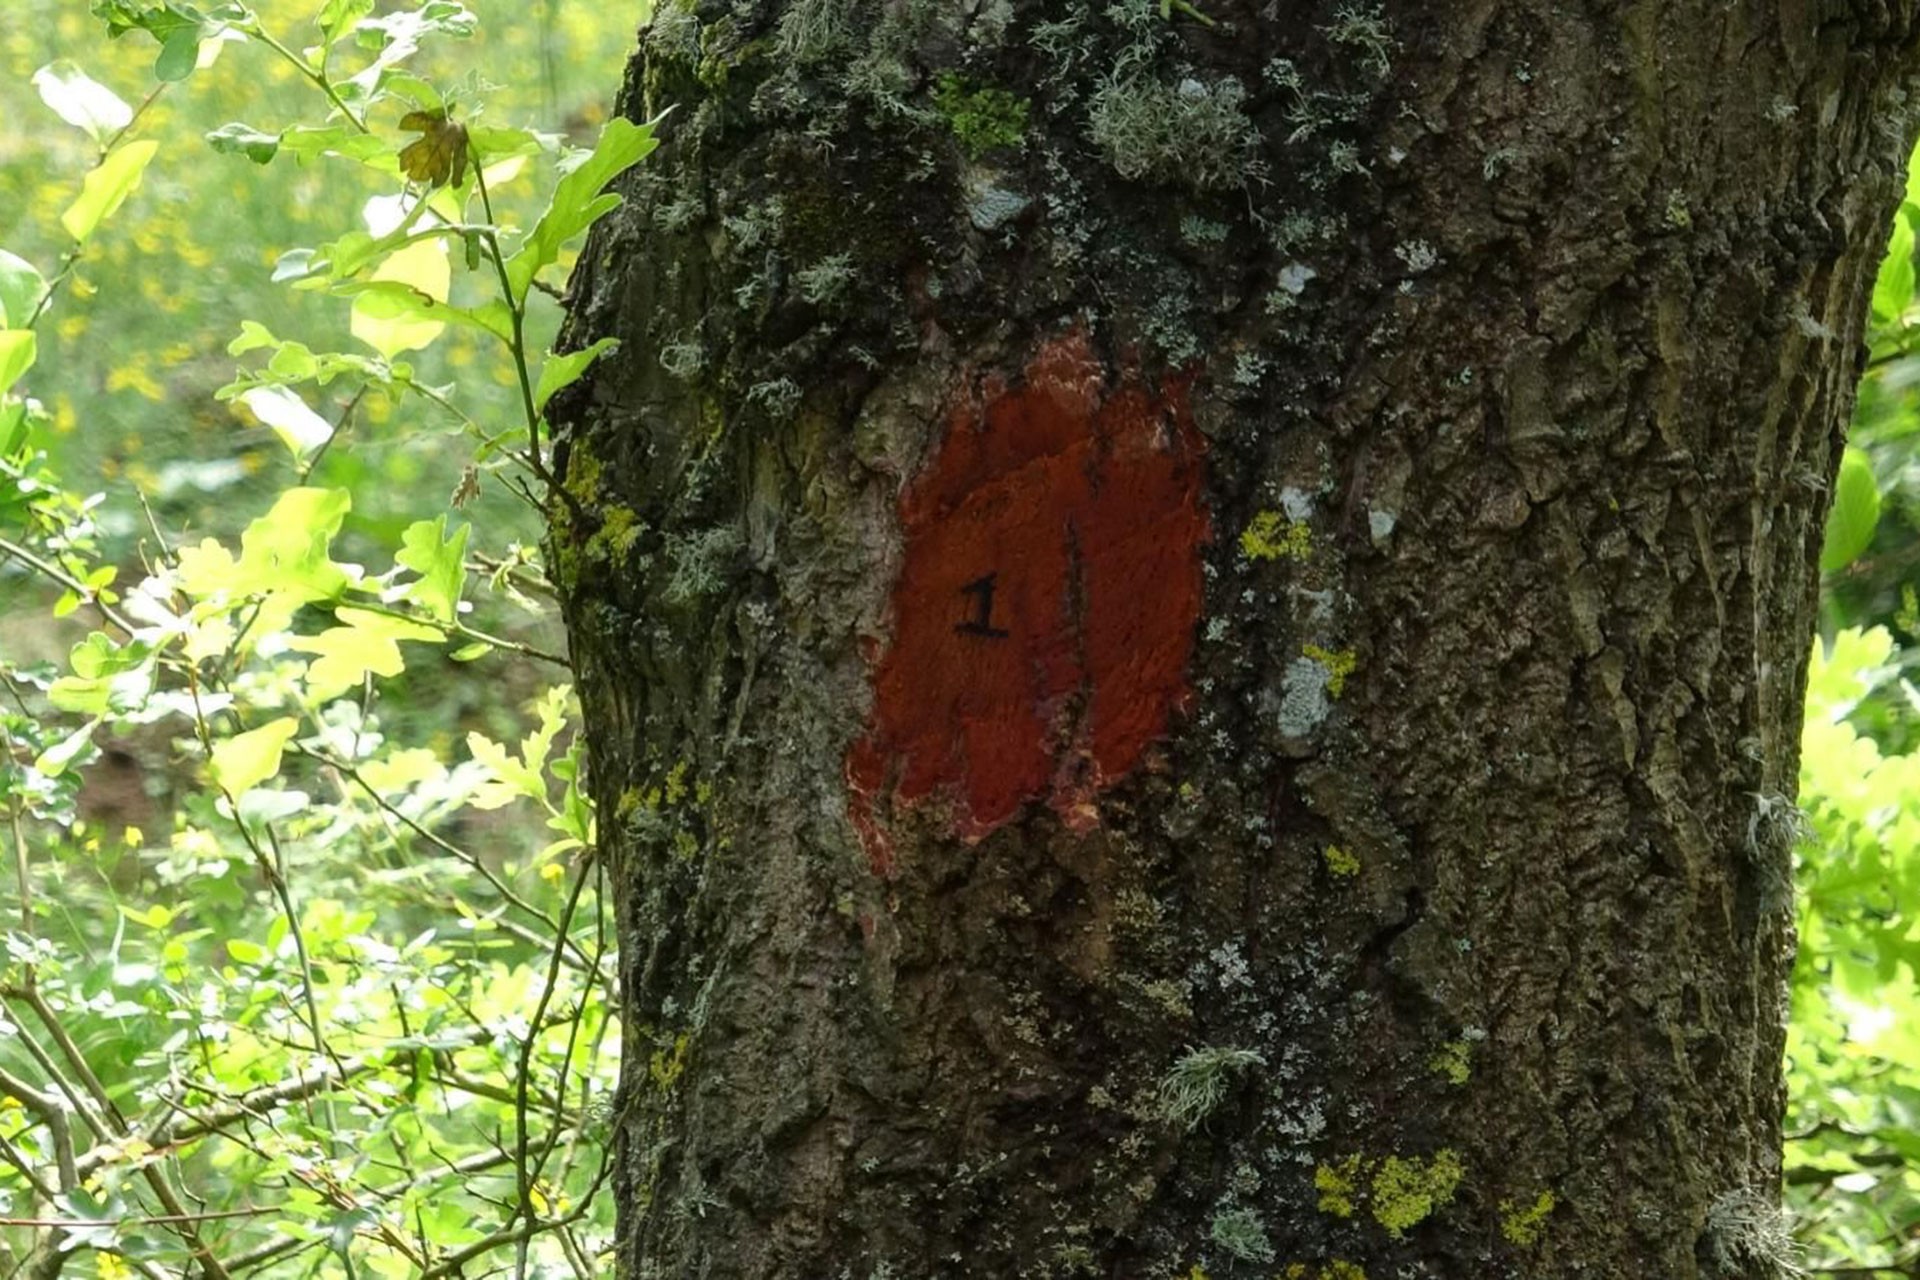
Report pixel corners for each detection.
[549,2,1920,1275]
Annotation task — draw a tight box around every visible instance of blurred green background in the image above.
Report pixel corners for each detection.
[0,0,634,564]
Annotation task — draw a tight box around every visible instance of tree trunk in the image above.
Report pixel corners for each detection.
[548,2,1920,1275]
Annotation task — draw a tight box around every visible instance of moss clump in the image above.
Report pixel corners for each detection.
[1371,1150,1464,1236]
[1302,645,1357,696]
[1323,1264,1367,1280]
[1322,844,1361,878]
[1088,73,1258,189]
[1428,1038,1472,1085]
[1499,1190,1556,1246]
[933,72,1030,158]
[1241,509,1312,561]
[585,505,643,564]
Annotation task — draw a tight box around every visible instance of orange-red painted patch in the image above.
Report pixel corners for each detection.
[846,329,1209,874]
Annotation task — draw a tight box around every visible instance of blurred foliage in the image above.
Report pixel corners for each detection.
[0,2,643,1276]
[1788,143,1920,1272]
[0,0,625,555]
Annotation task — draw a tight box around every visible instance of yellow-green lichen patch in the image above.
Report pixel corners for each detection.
[1322,844,1361,878]
[1499,1190,1556,1246]
[1370,1149,1464,1236]
[1240,509,1312,561]
[1280,1262,1366,1280]
[1302,644,1357,696]
[649,1032,690,1091]
[1428,1038,1472,1085]
[1316,1149,1466,1237]
[1314,1154,1363,1218]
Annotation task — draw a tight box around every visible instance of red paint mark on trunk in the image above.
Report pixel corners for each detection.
[847,330,1209,874]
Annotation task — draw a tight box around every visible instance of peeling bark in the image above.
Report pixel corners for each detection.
[550,2,1920,1275]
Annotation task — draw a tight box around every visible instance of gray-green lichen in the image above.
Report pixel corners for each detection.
[1088,73,1261,190]
[1158,1045,1265,1130]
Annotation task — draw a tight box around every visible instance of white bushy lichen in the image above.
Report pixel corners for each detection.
[1088,73,1261,190]
[1703,1189,1803,1279]
[1158,1045,1265,1130]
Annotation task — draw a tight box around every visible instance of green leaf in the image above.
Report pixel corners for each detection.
[0,331,35,397]
[506,117,658,303]
[225,936,267,963]
[209,716,299,796]
[205,121,281,163]
[396,516,469,622]
[0,249,49,327]
[227,319,279,355]
[0,398,28,456]
[275,124,393,166]
[336,280,513,342]
[118,903,173,929]
[1876,212,1916,324]
[32,718,99,777]
[153,26,201,80]
[31,61,133,143]
[317,0,376,45]
[1822,447,1882,573]
[534,338,618,414]
[61,139,159,245]
[49,634,154,715]
[449,641,491,662]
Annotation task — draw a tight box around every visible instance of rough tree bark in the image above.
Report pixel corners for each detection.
[547,2,1920,1275]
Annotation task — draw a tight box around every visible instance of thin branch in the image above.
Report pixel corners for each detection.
[0,1063,78,1191]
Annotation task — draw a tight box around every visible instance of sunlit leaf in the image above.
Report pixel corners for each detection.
[60,139,159,245]
[506,117,657,302]
[238,385,334,461]
[396,516,469,622]
[0,331,35,397]
[224,937,267,964]
[0,249,49,328]
[534,338,618,413]
[350,239,450,357]
[32,718,99,777]
[31,61,132,143]
[208,716,299,796]
[288,606,443,700]
[317,0,376,45]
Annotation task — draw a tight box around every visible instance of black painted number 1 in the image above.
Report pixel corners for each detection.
[956,573,1010,639]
